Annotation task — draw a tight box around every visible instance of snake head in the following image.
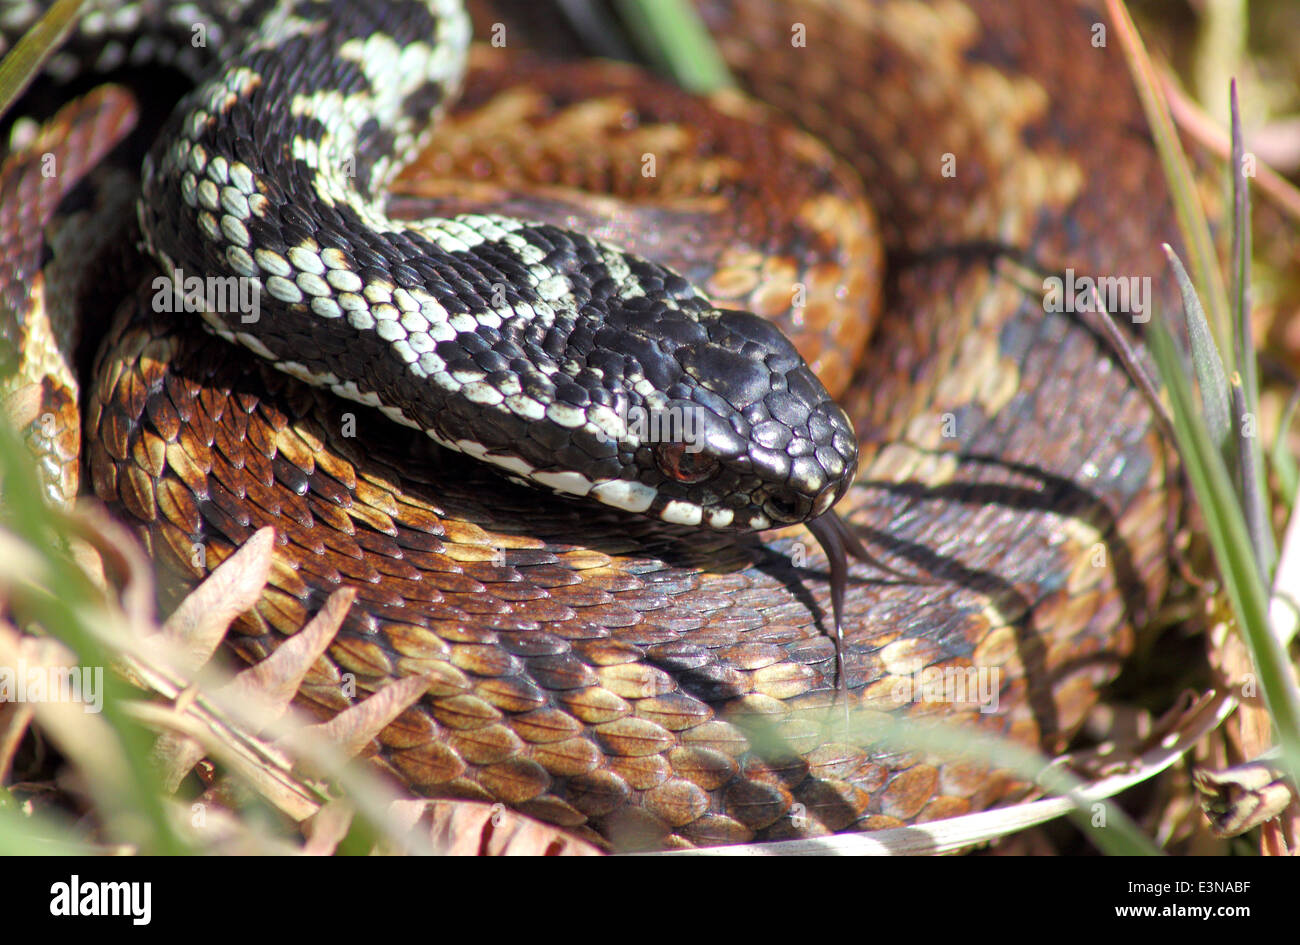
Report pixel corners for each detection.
[579,305,861,532]
[437,295,859,534]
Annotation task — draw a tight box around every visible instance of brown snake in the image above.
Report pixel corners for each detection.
[7,0,1186,850]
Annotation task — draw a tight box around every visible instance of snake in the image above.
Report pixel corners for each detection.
[0,0,1187,850]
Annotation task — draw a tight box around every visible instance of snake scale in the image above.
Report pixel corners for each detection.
[1,0,1187,850]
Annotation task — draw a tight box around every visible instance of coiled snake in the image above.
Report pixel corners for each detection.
[2,0,1184,849]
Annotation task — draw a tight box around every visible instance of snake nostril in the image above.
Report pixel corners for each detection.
[765,488,805,522]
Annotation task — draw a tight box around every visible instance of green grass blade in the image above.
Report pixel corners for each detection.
[0,802,106,855]
[1148,322,1300,780]
[0,422,189,854]
[1272,389,1299,505]
[613,0,735,93]
[1228,80,1275,572]
[0,0,86,121]
[1163,245,1231,454]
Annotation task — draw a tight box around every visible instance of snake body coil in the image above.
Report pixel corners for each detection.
[3,0,1185,849]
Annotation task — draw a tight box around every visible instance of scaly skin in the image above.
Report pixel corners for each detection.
[9,0,1184,850]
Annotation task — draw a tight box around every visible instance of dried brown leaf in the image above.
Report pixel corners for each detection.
[157,527,275,676]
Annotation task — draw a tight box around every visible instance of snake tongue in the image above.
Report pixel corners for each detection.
[805,511,916,702]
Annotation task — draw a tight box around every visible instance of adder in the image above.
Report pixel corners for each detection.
[0,0,1185,849]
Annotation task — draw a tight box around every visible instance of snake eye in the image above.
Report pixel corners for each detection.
[654,443,719,484]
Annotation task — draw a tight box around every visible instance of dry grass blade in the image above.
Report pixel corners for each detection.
[0,621,37,779]
[290,673,431,763]
[219,586,356,728]
[149,583,351,793]
[157,527,276,676]
[301,799,357,856]
[1161,72,1300,222]
[0,623,135,813]
[1108,0,1232,356]
[62,503,157,631]
[158,794,306,855]
[406,799,603,856]
[1197,500,1300,850]
[1194,757,1295,837]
